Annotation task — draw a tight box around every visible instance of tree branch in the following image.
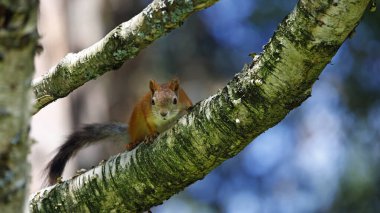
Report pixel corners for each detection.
[29,0,370,212]
[31,0,218,114]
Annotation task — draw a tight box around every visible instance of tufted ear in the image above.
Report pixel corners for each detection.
[149,80,158,94]
[169,79,179,92]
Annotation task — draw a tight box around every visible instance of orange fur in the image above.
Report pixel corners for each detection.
[45,79,192,185]
[126,79,192,150]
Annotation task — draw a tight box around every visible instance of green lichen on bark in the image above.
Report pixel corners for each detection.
[29,0,370,212]
[32,0,220,114]
[0,0,38,212]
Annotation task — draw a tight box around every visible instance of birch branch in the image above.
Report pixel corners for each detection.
[31,0,218,114]
[29,0,370,212]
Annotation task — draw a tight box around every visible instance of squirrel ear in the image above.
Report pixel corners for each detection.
[170,79,179,92]
[149,80,157,93]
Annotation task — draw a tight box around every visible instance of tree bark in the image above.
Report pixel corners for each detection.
[29,0,370,212]
[0,0,38,212]
[31,0,219,114]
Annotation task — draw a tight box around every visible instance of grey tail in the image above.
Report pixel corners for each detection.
[44,123,128,185]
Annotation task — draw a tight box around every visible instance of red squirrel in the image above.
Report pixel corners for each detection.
[45,79,192,185]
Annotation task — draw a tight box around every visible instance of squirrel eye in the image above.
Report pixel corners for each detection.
[151,99,155,105]
[173,98,177,104]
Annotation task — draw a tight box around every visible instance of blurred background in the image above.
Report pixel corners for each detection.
[30,0,380,212]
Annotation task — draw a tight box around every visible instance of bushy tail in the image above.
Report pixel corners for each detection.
[45,123,128,185]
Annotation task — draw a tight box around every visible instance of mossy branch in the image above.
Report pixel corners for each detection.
[29,0,370,212]
[31,0,219,114]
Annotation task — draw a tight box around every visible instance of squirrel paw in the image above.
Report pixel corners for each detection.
[144,133,159,144]
[125,133,159,151]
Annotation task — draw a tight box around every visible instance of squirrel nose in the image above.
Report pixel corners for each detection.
[160,111,168,117]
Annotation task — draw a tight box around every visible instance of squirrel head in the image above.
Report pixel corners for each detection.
[149,79,181,122]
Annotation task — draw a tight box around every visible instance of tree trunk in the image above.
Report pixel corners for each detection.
[29,0,370,212]
[0,0,38,212]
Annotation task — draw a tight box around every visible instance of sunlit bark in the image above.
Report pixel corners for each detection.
[29,0,370,212]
